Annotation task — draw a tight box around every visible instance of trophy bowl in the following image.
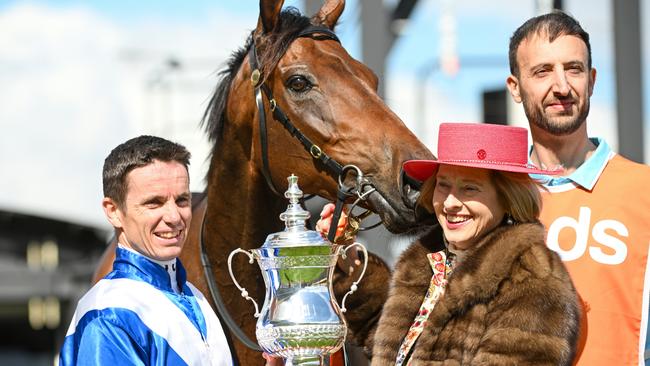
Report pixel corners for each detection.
[228,175,367,366]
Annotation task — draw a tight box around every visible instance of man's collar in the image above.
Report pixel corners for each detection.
[113,246,187,291]
[529,137,613,191]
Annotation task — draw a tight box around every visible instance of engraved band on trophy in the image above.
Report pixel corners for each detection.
[228,174,368,366]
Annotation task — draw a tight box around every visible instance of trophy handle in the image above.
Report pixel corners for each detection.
[227,248,261,318]
[339,242,369,313]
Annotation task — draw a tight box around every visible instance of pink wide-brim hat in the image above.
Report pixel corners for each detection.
[403,122,562,182]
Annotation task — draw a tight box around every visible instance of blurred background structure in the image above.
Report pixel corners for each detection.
[0,210,106,365]
[0,0,647,364]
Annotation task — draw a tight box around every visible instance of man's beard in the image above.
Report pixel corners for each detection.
[521,95,590,136]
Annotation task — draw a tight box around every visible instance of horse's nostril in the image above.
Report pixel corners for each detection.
[402,182,421,209]
[401,170,423,209]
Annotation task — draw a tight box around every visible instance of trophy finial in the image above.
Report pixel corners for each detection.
[228,173,369,365]
[279,174,310,230]
[285,174,302,204]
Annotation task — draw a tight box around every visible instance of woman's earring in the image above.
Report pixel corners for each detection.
[506,214,514,225]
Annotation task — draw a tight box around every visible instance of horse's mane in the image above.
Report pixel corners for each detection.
[201,7,314,182]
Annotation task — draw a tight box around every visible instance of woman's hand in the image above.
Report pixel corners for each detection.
[315,203,350,241]
[316,203,362,275]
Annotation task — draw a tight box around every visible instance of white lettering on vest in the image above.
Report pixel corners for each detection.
[546,207,629,265]
[589,219,628,265]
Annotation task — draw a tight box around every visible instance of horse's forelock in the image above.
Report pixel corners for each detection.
[257,7,313,83]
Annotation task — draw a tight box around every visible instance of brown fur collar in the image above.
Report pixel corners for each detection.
[441,222,550,316]
[371,222,560,364]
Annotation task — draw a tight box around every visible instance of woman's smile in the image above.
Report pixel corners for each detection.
[433,165,505,250]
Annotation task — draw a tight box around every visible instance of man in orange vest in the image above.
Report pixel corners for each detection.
[506,11,650,365]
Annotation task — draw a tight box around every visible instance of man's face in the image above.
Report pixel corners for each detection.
[507,33,596,136]
[103,160,191,261]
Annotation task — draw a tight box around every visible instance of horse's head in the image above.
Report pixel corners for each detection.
[206,0,434,233]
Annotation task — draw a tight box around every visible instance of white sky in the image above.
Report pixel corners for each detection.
[0,0,646,229]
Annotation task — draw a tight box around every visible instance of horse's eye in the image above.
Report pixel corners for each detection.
[286,76,311,93]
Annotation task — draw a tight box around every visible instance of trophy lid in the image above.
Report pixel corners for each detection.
[261,174,330,248]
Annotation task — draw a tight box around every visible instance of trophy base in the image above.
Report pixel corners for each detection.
[285,355,324,366]
[257,324,345,364]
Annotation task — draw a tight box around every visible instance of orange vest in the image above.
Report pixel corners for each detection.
[540,154,650,365]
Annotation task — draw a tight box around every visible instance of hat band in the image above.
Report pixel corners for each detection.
[439,158,533,168]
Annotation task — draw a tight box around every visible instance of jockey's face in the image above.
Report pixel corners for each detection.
[103,160,191,261]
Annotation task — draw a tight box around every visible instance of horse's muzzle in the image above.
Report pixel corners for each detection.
[401,170,436,227]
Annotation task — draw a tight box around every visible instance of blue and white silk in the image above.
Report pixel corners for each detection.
[59,247,232,365]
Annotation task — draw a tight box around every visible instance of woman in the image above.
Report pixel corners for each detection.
[368,122,581,365]
[267,123,581,365]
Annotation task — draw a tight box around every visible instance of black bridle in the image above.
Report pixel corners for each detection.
[248,25,344,196]
[199,25,377,357]
[247,26,381,242]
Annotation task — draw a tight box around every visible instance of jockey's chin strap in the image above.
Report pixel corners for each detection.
[247,25,343,196]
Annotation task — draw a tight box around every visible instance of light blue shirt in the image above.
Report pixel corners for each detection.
[529,137,612,190]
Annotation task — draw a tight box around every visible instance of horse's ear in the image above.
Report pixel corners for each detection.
[314,0,345,29]
[256,0,285,34]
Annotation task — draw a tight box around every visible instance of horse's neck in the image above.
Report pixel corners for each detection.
[205,146,286,253]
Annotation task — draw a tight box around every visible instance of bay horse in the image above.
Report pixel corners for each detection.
[92,0,434,364]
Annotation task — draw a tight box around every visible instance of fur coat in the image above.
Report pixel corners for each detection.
[338,222,580,366]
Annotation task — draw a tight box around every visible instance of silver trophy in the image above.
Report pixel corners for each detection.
[228,174,368,366]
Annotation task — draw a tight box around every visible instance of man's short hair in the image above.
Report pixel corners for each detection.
[508,11,592,77]
[103,135,191,208]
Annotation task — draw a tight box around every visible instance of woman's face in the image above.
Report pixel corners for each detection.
[432,165,505,250]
